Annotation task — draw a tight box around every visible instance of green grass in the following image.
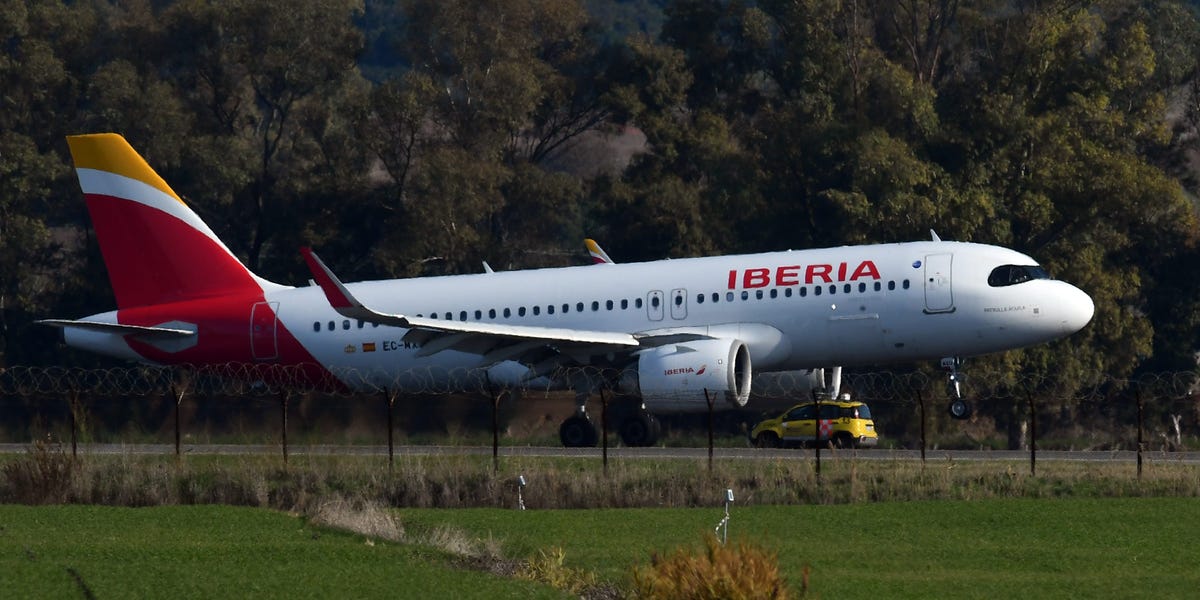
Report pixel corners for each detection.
[400,498,1200,599]
[0,504,565,599]
[3,495,1199,598]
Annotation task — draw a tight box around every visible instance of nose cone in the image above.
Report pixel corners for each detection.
[1059,283,1095,335]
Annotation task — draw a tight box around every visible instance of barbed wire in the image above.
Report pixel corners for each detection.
[0,364,1195,405]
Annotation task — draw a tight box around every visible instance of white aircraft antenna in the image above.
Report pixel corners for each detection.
[930,230,942,242]
[483,261,495,274]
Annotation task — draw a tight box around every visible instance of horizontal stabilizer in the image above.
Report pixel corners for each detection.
[37,319,195,338]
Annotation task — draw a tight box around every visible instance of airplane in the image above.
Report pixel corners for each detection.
[42,133,1095,447]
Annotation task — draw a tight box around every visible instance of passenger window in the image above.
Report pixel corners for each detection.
[357,320,364,329]
[903,280,910,289]
[636,298,643,309]
[606,300,614,310]
[815,287,822,296]
[726,292,734,302]
[312,322,320,332]
[342,320,350,330]
[741,291,749,300]
[576,302,584,312]
[858,283,866,293]
[651,297,660,308]
[489,309,497,318]
[800,287,807,297]
[785,288,792,298]
[533,306,540,316]
[888,281,896,291]
[504,308,511,318]
[475,310,482,320]
[770,289,778,299]
[548,305,555,315]
[874,282,881,291]
[674,295,682,306]
[459,311,467,321]
[621,299,629,309]
[444,312,451,320]
[844,284,851,294]
[562,303,569,313]
[590,301,599,311]
[712,292,719,303]
[518,307,526,317]
[327,321,334,331]
[755,290,763,300]
[828,285,836,295]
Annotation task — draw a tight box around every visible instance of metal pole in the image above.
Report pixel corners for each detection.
[68,388,79,459]
[491,388,501,474]
[812,389,821,478]
[1027,390,1037,477]
[916,388,927,464]
[279,390,289,465]
[385,390,396,471]
[600,388,609,477]
[1136,390,1144,480]
[705,389,714,475]
[172,384,182,459]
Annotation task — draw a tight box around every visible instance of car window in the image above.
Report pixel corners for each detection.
[786,405,816,420]
[819,404,839,420]
[855,404,872,419]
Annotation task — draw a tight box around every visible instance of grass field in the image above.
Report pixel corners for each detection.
[400,498,1200,599]
[0,504,565,599]
[3,498,1197,598]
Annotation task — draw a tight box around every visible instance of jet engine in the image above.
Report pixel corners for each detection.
[621,339,752,412]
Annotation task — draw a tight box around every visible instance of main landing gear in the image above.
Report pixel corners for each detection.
[557,393,662,447]
[942,357,973,420]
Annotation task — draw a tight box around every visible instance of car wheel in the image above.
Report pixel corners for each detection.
[833,432,857,449]
[755,432,781,448]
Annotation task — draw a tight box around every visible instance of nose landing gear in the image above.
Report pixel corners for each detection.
[942,357,973,420]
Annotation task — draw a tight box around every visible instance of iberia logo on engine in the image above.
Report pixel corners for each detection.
[665,364,707,376]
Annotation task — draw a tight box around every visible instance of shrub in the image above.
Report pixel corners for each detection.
[632,534,793,600]
[0,437,78,504]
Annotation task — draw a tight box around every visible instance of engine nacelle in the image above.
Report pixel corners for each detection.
[622,339,752,413]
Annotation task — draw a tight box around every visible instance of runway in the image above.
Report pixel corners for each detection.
[2,443,1197,464]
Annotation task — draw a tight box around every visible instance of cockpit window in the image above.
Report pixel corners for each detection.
[988,265,1050,287]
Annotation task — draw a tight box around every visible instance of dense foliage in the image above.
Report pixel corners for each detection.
[1,1,1197,411]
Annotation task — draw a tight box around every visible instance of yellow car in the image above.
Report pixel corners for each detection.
[750,398,879,448]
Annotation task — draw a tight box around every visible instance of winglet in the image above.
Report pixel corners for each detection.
[585,238,614,264]
[300,247,360,310]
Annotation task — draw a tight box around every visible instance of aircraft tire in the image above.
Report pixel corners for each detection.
[620,413,659,447]
[948,399,973,420]
[560,415,598,447]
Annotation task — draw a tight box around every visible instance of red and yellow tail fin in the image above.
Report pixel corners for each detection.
[67,134,274,309]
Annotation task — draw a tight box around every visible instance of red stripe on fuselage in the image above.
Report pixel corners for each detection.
[85,193,259,308]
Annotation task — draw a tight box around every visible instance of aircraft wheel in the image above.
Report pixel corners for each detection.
[559,415,598,447]
[620,413,660,447]
[948,399,973,420]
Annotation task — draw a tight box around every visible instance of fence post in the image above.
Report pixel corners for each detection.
[279,390,290,466]
[68,387,79,459]
[490,387,502,474]
[812,389,821,479]
[1135,390,1144,481]
[385,389,396,471]
[1026,390,1037,477]
[600,388,609,478]
[915,387,927,465]
[705,389,715,475]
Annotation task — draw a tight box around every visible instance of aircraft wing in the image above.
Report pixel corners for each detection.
[301,248,645,366]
